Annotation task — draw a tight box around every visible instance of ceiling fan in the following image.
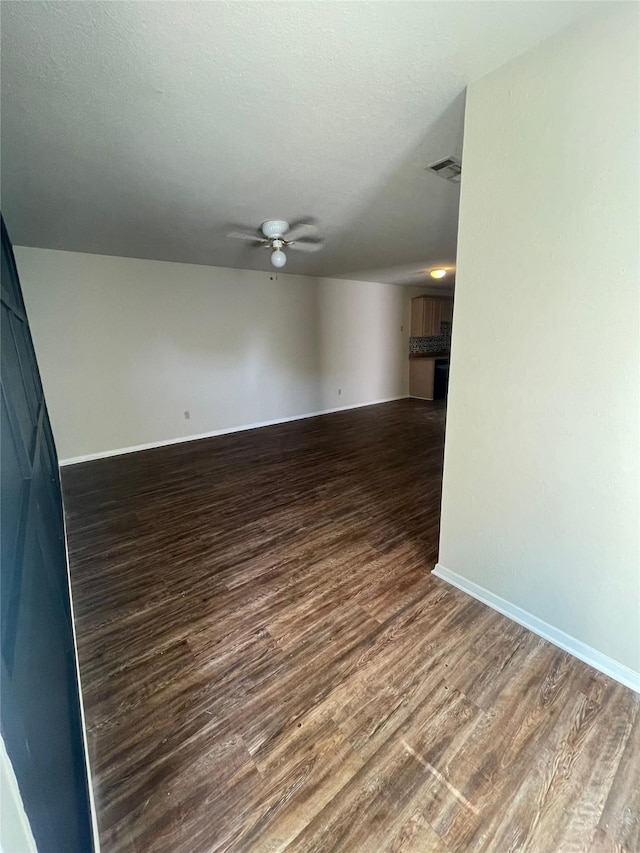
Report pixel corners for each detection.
[226,219,323,268]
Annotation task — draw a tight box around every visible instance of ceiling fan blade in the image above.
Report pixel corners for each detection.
[286,218,319,241]
[289,238,324,253]
[226,229,263,241]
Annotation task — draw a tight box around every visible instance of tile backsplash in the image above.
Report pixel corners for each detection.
[410,322,451,354]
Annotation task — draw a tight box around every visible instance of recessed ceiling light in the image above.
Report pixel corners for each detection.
[430,268,447,279]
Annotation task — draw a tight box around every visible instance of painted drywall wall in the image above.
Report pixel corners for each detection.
[14,248,411,462]
[439,6,640,675]
[0,736,37,853]
[317,277,408,410]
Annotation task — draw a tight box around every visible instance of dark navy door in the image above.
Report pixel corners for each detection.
[1,218,94,851]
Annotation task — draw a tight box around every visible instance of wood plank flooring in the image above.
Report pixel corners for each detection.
[62,399,640,853]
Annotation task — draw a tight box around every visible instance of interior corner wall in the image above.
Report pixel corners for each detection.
[317,276,409,410]
[14,248,410,462]
[439,5,640,675]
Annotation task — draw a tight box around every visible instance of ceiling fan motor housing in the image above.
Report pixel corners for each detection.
[261,220,289,239]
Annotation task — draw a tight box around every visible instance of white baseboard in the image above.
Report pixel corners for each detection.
[432,563,640,695]
[59,396,409,466]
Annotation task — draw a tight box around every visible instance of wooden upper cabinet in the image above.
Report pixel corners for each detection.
[437,299,453,327]
[422,300,440,336]
[411,296,453,337]
[410,297,425,336]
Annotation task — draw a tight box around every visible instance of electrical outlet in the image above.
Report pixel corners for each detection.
[184,411,190,420]
[401,325,404,332]
[338,389,342,396]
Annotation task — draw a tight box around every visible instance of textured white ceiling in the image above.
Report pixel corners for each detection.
[1,1,604,283]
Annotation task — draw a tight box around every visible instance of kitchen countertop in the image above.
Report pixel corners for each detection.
[409,351,450,359]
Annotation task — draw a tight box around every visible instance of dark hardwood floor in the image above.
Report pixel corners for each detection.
[62,399,640,853]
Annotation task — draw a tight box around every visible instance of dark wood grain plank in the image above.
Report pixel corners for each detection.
[385,811,449,852]
[598,710,640,851]
[62,399,640,852]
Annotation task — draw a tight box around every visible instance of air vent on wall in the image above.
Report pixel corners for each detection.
[425,156,462,183]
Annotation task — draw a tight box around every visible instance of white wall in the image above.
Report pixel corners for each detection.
[0,736,37,853]
[438,6,640,678]
[317,277,409,410]
[14,248,411,462]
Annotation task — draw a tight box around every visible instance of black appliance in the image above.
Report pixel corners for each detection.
[434,359,450,400]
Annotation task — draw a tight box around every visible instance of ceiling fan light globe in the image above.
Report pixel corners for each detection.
[271,249,287,268]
